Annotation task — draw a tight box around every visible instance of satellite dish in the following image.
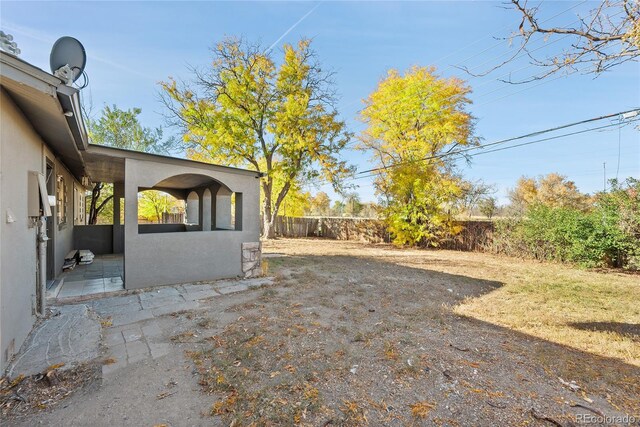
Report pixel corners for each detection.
[50,36,86,84]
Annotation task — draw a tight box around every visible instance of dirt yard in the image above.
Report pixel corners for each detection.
[185,239,639,425]
[6,238,639,426]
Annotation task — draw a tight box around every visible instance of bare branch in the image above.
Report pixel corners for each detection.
[466,0,639,83]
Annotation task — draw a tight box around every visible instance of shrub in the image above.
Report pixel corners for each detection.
[493,178,640,269]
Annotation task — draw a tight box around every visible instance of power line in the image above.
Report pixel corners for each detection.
[307,112,638,190]
[350,120,637,183]
[356,108,639,176]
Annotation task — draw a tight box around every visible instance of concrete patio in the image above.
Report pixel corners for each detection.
[47,254,125,301]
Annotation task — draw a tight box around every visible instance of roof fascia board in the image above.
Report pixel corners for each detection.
[0,59,58,99]
[0,52,62,88]
[86,144,264,177]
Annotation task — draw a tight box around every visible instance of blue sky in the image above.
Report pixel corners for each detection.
[2,1,638,204]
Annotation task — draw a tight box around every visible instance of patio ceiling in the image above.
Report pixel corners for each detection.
[153,174,221,189]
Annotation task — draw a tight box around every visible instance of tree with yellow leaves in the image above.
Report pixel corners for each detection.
[161,37,352,238]
[509,173,592,212]
[359,66,478,246]
[138,190,182,223]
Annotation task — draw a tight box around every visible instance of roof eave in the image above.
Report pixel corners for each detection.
[86,143,264,178]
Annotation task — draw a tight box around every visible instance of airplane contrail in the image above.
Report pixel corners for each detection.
[266,2,321,53]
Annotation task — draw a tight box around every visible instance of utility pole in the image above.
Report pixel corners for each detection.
[603,162,607,191]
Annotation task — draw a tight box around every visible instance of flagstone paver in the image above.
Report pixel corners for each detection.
[4,276,275,380]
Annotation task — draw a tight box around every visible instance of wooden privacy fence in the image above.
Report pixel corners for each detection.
[264,216,494,251]
[441,220,494,252]
[265,216,390,243]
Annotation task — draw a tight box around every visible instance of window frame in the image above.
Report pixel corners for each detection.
[56,175,68,228]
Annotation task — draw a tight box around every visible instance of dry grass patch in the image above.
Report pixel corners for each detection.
[1,363,99,418]
[181,239,640,424]
[454,263,640,366]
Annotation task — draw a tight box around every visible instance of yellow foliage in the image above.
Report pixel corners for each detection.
[509,173,591,211]
[160,37,352,237]
[359,66,477,246]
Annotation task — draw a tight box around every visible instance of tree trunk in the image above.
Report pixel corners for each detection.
[88,183,103,225]
[263,214,276,239]
[260,174,294,240]
[261,181,276,239]
[88,182,113,225]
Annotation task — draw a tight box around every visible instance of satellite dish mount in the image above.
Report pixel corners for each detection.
[50,36,86,86]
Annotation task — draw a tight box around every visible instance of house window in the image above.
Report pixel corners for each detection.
[56,175,67,226]
[74,184,85,225]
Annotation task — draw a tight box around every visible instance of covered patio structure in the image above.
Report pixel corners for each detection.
[78,144,263,290]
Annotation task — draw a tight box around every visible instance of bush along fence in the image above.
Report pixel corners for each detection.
[263,216,494,251]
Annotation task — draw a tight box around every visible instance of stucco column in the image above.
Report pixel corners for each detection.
[201,189,212,231]
[216,187,232,230]
[112,194,120,225]
[209,183,220,230]
[123,160,140,289]
[112,181,124,254]
[197,190,204,231]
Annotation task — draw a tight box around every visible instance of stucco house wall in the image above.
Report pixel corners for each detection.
[0,88,42,368]
[0,88,84,369]
[123,158,261,289]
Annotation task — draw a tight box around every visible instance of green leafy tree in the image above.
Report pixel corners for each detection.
[331,201,346,217]
[479,197,498,219]
[138,190,180,223]
[161,37,352,238]
[359,66,478,246]
[344,192,363,217]
[592,177,640,268]
[495,178,640,269]
[86,105,171,224]
[88,105,166,152]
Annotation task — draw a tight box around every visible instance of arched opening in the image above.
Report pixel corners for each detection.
[137,189,185,224]
[136,173,242,233]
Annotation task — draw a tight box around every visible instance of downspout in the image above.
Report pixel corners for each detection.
[36,216,48,316]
